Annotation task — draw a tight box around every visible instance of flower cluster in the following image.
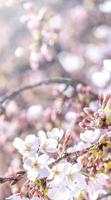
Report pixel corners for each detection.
[8,119,111,200]
[13,129,65,181]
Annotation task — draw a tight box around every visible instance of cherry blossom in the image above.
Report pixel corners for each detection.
[80,129,101,144]
[38,130,58,153]
[7,194,40,200]
[47,128,64,141]
[23,154,50,181]
[64,162,87,193]
[87,173,109,200]
[48,185,73,200]
[48,163,65,185]
[13,135,40,156]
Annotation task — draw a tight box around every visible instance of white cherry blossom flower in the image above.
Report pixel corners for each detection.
[47,128,64,141]
[13,135,40,156]
[23,154,50,181]
[48,159,86,199]
[26,105,43,122]
[76,141,91,151]
[75,129,101,151]
[6,194,28,200]
[38,130,58,153]
[48,185,73,200]
[64,162,86,189]
[80,129,101,144]
[48,163,65,186]
[6,194,40,200]
[67,173,87,194]
[87,173,109,200]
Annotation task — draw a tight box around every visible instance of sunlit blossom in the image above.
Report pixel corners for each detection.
[23,154,50,181]
[13,135,40,156]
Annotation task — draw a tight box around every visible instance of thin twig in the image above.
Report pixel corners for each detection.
[0,77,74,105]
[50,151,80,167]
[0,150,85,185]
[0,170,26,185]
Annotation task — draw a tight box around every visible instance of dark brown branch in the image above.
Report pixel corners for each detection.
[0,151,79,185]
[0,77,74,105]
[97,192,111,200]
[0,170,26,185]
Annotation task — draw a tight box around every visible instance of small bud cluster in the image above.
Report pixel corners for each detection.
[80,93,111,129]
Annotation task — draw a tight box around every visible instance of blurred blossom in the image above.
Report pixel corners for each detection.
[14,47,25,58]
[103,59,111,72]
[49,14,62,32]
[85,44,103,62]
[99,0,111,13]
[94,25,111,40]
[27,18,40,32]
[91,70,110,87]
[6,101,19,117]
[26,105,43,123]
[0,120,18,138]
[58,52,84,73]
[70,6,87,24]
[89,101,98,112]
[65,111,76,122]
[4,0,17,6]
[40,44,54,61]
[9,158,21,172]
[30,52,42,70]
[22,2,33,11]
[19,15,29,24]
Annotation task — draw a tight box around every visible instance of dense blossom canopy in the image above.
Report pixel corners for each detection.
[0,0,111,200]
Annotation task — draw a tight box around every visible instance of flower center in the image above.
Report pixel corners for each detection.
[66,172,75,182]
[32,161,40,169]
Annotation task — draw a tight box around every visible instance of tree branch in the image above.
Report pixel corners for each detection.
[0,139,107,186]
[0,77,74,105]
[0,170,26,185]
[0,151,79,185]
[97,192,111,200]
[0,147,88,185]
